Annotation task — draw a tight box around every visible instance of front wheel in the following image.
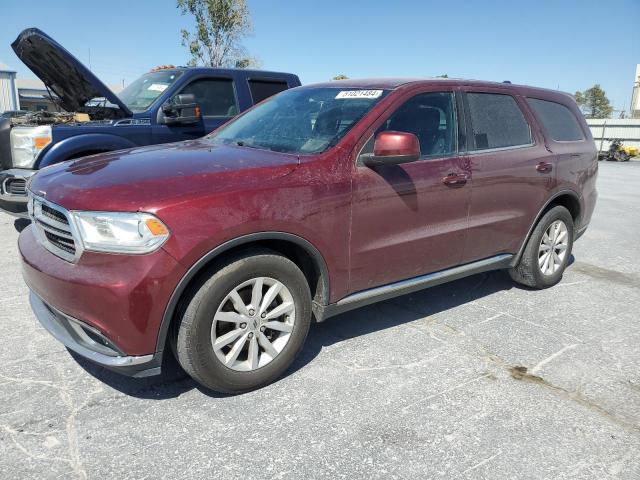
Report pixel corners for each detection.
[509,205,574,289]
[174,249,311,393]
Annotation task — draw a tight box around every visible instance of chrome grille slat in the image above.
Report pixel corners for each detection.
[28,192,81,262]
[34,214,74,237]
[37,219,75,240]
[41,204,69,225]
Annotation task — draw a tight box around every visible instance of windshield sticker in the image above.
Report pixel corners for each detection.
[148,83,168,92]
[335,90,383,100]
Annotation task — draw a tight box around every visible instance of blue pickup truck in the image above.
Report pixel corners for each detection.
[0,28,301,217]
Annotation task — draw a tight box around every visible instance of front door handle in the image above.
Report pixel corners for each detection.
[442,173,468,187]
[536,162,553,173]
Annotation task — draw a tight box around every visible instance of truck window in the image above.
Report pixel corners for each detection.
[466,93,532,150]
[179,78,239,117]
[248,80,289,104]
[527,98,585,142]
[119,70,184,112]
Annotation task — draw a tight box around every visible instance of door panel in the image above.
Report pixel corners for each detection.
[152,77,239,143]
[350,90,471,293]
[461,89,555,263]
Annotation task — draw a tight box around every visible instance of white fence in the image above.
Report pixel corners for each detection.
[586,119,640,152]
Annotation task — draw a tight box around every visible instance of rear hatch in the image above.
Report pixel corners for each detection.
[11,28,133,119]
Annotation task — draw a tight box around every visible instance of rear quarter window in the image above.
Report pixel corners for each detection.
[527,98,585,142]
[466,92,532,150]
[248,79,289,104]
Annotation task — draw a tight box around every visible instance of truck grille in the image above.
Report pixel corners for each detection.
[4,177,27,195]
[29,194,81,262]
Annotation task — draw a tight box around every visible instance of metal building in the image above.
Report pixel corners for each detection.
[15,78,60,112]
[631,64,640,119]
[587,118,640,152]
[0,62,20,113]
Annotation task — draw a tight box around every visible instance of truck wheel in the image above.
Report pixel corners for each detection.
[175,249,311,393]
[509,205,574,289]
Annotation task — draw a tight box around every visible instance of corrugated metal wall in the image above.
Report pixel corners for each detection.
[586,119,640,151]
[0,70,19,113]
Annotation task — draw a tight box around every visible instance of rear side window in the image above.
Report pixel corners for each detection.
[179,78,238,116]
[466,93,532,150]
[248,79,289,104]
[527,98,584,142]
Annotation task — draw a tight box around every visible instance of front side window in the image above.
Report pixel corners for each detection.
[527,98,585,142]
[378,92,457,157]
[179,78,238,117]
[118,70,183,112]
[466,92,532,150]
[208,87,389,154]
[248,79,289,104]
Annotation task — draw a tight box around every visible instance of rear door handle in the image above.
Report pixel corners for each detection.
[536,162,553,173]
[442,173,468,187]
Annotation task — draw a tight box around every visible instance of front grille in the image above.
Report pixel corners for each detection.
[43,230,76,254]
[5,178,27,195]
[30,194,80,262]
[41,203,69,224]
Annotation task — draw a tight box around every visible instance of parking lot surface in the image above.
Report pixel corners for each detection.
[0,161,639,479]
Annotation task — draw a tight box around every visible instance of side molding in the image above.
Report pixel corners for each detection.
[317,254,513,321]
[155,232,330,354]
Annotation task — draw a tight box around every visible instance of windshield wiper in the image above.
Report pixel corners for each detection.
[234,140,273,151]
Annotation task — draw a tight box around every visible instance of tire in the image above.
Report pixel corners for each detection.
[509,205,574,289]
[174,248,312,393]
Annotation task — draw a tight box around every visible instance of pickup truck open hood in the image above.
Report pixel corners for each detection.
[12,28,133,118]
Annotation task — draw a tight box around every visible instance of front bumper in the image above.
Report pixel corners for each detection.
[19,224,187,375]
[0,168,36,218]
[29,291,161,377]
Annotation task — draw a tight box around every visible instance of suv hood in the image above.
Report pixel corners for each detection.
[29,140,299,212]
[12,28,132,118]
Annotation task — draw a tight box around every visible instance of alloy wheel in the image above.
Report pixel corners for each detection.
[538,220,569,276]
[211,277,295,371]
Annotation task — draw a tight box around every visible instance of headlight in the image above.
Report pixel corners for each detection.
[10,126,52,168]
[70,211,170,254]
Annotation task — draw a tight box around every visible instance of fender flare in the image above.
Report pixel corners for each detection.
[511,189,581,267]
[36,133,138,168]
[154,232,331,354]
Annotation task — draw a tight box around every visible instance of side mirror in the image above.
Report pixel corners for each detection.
[160,93,202,125]
[361,131,421,167]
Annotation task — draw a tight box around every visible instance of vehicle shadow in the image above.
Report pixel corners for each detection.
[73,268,520,400]
[14,218,30,233]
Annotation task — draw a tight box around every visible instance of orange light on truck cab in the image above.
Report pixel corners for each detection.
[145,218,169,236]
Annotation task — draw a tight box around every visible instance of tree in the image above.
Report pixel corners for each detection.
[436,74,448,78]
[177,0,259,68]
[332,74,349,80]
[574,85,613,118]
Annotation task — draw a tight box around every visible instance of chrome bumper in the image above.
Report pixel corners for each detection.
[29,291,161,377]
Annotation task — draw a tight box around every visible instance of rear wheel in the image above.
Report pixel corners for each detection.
[509,205,574,289]
[174,249,311,393]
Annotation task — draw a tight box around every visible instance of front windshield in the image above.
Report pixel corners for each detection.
[208,87,389,154]
[118,70,183,112]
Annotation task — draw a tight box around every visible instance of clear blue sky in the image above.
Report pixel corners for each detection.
[1,0,638,113]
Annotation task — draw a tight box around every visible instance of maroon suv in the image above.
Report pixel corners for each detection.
[20,79,598,393]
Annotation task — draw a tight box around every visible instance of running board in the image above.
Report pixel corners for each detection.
[316,254,513,321]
